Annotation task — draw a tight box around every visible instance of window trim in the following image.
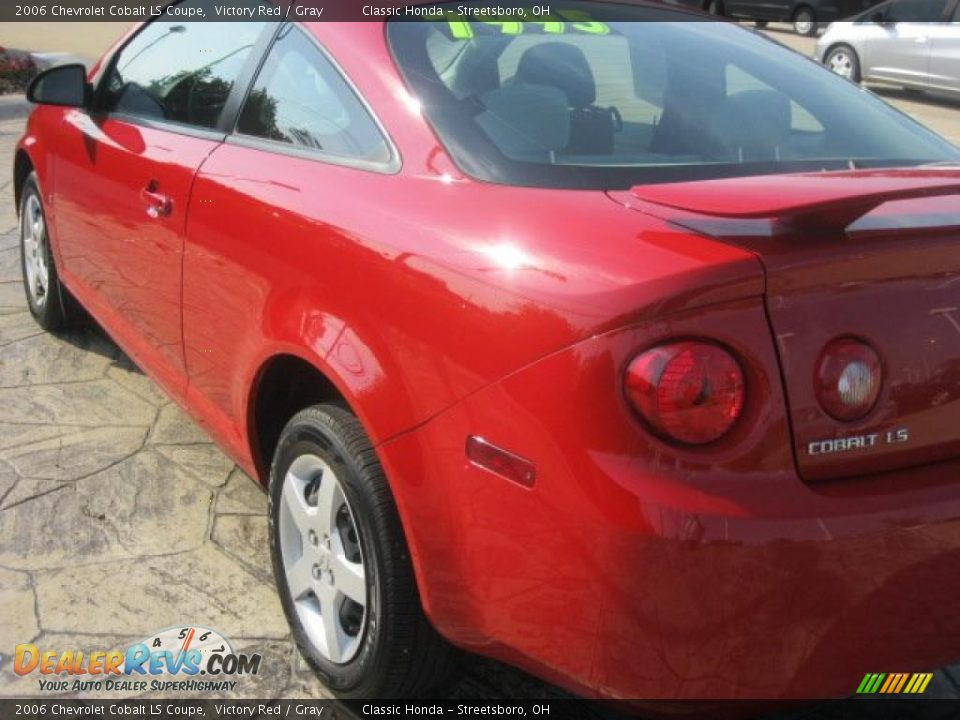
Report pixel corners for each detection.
[91,0,279,138]
[104,112,228,142]
[226,23,402,176]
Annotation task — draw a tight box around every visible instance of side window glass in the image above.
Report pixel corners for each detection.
[236,25,391,164]
[886,0,947,22]
[101,0,267,129]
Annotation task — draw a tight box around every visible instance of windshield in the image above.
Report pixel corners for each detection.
[387,5,960,189]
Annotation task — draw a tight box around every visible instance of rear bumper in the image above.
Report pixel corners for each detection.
[590,464,960,699]
[378,302,960,700]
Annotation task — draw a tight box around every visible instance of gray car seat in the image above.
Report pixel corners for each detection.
[476,83,571,162]
[515,42,618,155]
[709,89,792,162]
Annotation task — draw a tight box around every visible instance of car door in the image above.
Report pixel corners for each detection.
[864,0,948,86]
[726,0,785,21]
[181,23,396,437]
[926,4,960,92]
[51,0,270,392]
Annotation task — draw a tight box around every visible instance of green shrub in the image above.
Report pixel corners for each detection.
[0,48,38,95]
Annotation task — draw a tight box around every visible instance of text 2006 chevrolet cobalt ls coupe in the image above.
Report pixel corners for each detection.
[16,0,960,700]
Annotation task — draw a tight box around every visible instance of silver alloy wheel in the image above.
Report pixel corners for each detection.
[279,454,367,664]
[22,194,49,308]
[827,49,854,79]
[794,11,814,35]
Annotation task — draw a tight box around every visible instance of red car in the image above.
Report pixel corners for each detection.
[16,0,960,701]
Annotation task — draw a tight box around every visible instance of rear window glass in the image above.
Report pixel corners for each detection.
[387,5,960,189]
[885,0,947,22]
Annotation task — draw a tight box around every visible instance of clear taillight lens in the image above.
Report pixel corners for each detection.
[625,341,745,445]
[815,338,882,421]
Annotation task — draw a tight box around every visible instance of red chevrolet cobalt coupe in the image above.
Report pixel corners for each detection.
[16,0,960,701]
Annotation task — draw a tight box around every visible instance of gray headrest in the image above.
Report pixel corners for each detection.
[516,42,596,109]
[476,83,570,160]
[710,90,792,160]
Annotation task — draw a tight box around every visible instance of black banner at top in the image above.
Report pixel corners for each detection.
[1,0,715,23]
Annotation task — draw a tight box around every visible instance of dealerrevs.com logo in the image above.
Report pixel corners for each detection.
[14,625,261,693]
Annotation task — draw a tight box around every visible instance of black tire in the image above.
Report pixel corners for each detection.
[755,20,769,27]
[19,172,73,330]
[268,404,452,698]
[792,6,818,36]
[824,43,861,83]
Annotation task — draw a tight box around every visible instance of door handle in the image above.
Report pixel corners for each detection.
[141,181,172,219]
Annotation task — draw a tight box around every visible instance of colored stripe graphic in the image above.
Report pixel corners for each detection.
[892,674,909,693]
[856,672,933,694]
[879,674,896,694]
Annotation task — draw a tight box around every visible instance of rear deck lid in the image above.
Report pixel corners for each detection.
[612,169,960,481]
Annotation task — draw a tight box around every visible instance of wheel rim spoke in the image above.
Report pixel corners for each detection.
[313,466,339,536]
[283,468,317,532]
[320,587,345,663]
[332,551,366,605]
[35,251,47,294]
[286,554,316,601]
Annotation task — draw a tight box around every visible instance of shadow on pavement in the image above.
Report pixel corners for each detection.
[871,86,960,112]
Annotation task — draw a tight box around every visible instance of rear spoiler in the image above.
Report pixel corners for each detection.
[630,169,960,233]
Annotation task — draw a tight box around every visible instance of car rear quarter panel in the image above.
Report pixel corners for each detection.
[178,21,767,483]
[183,148,764,472]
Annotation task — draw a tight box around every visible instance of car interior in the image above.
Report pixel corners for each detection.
[428,24,835,167]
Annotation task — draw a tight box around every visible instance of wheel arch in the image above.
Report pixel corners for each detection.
[247,352,354,485]
[14,149,35,215]
[247,349,439,638]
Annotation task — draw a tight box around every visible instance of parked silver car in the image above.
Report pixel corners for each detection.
[816,0,960,95]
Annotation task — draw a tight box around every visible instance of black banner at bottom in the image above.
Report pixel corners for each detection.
[3,698,960,720]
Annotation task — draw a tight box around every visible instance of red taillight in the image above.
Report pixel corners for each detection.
[815,338,882,421]
[625,341,745,445]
